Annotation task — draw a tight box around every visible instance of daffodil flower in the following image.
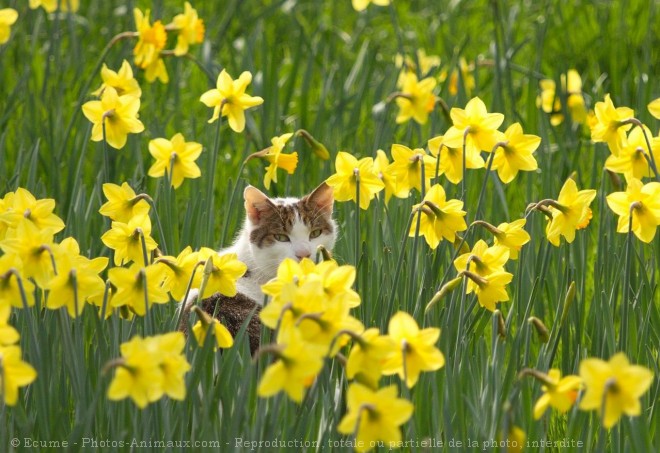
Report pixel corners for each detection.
[606,178,660,243]
[443,96,505,156]
[382,311,445,388]
[82,87,145,150]
[101,214,158,266]
[579,352,653,428]
[108,263,170,316]
[542,178,597,246]
[527,369,582,419]
[410,184,467,249]
[337,383,413,453]
[148,133,203,189]
[92,60,142,98]
[0,345,37,405]
[99,182,151,223]
[590,94,635,156]
[0,8,18,44]
[29,0,78,13]
[394,71,437,125]
[200,70,264,132]
[387,144,437,194]
[325,152,384,210]
[428,134,484,184]
[171,2,205,56]
[605,125,660,181]
[490,123,540,184]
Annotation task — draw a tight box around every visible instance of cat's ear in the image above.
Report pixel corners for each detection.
[303,182,334,215]
[244,185,276,224]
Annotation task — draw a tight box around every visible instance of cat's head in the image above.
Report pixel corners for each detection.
[243,182,337,268]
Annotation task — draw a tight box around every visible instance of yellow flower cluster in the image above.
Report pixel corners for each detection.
[107,332,191,408]
[99,186,246,317]
[525,352,653,429]
[0,289,37,406]
[256,258,445,452]
[537,69,587,126]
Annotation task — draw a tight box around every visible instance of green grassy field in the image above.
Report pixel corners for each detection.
[1,0,659,451]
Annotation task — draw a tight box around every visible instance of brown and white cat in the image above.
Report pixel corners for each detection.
[225,182,336,304]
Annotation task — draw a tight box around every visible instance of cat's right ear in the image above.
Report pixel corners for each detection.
[244,186,276,224]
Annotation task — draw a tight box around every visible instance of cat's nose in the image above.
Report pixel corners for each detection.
[295,250,311,260]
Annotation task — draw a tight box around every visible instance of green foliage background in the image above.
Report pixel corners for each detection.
[1,0,658,451]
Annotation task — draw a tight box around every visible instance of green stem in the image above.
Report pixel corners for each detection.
[220,159,247,248]
[619,206,636,350]
[354,169,361,280]
[472,141,506,222]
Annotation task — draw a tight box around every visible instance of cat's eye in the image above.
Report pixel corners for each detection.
[274,234,290,242]
[309,229,322,239]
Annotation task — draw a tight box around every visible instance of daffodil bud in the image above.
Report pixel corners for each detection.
[560,281,576,327]
[297,129,330,160]
[424,276,462,313]
[528,316,550,343]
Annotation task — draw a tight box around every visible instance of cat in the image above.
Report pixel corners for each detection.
[178,182,336,353]
[222,181,337,304]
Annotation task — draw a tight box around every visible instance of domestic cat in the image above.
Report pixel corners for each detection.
[224,181,337,304]
[178,182,336,353]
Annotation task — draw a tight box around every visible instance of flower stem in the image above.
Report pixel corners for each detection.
[618,206,636,350]
[354,168,361,283]
[472,142,506,222]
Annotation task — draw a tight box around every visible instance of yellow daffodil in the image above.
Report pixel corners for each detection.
[544,178,597,246]
[382,311,445,388]
[606,178,660,243]
[443,96,505,156]
[107,338,163,408]
[410,184,467,249]
[0,187,65,234]
[605,126,660,181]
[490,123,540,183]
[0,304,20,345]
[649,98,660,119]
[107,333,189,407]
[0,8,18,45]
[0,254,35,309]
[82,87,144,149]
[454,239,509,292]
[590,94,634,156]
[579,352,653,428]
[257,326,325,403]
[156,246,200,301]
[101,214,158,266]
[99,182,150,223]
[153,332,190,401]
[0,219,57,288]
[537,79,563,126]
[92,60,142,98]
[45,249,107,318]
[373,149,407,203]
[0,345,37,405]
[440,57,475,97]
[29,0,78,13]
[462,270,513,312]
[143,55,169,84]
[325,152,384,210]
[428,134,484,184]
[532,369,582,419]
[346,328,396,389]
[108,263,170,316]
[337,383,413,453]
[192,309,234,350]
[172,2,205,56]
[200,69,264,132]
[133,8,167,70]
[148,133,203,189]
[492,219,530,260]
[352,0,390,12]
[260,133,298,190]
[395,71,437,125]
[387,144,437,194]
[197,248,247,298]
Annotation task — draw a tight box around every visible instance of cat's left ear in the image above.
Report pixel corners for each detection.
[303,182,334,215]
